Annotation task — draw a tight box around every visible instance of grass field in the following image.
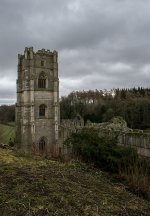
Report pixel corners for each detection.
[0,149,150,215]
[0,123,15,144]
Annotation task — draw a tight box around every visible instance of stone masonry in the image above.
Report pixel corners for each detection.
[16,47,60,156]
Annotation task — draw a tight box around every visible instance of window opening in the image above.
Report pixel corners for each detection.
[39,104,46,116]
[38,72,47,88]
[41,60,44,66]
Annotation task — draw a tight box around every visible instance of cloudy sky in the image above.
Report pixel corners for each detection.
[0,0,150,104]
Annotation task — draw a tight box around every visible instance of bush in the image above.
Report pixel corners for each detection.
[65,129,138,173]
[65,129,150,198]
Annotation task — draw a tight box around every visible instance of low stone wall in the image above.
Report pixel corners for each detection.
[118,133,150,157]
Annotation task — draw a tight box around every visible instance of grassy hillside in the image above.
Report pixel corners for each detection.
[0,123,15,144]
[0,149,149,215]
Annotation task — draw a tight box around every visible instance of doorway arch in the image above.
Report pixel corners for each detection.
[39,136,47,154]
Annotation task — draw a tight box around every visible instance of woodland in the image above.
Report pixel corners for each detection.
[0,87,150,129]
[60,87,150,129]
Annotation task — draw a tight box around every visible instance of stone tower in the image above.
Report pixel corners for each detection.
[16,47,60,156]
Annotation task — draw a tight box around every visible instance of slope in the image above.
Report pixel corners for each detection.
[0,149,149,216]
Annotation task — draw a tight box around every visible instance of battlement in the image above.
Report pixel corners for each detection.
[18,47,57,62]
[36,48,57,56]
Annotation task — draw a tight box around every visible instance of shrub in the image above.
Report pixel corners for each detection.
[65,129,150,198]
[65,129,138,173]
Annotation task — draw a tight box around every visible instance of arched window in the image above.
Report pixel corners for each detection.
[38,72,47,88]
[39,104,46,117]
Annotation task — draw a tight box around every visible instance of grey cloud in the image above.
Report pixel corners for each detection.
[0,88,15,99]
[0,0,150,101]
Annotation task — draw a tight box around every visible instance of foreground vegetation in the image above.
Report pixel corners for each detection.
[0,149,149,215]
[65,129,150,199]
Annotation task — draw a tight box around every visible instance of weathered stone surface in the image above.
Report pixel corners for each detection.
[16,47,60,156]
[86,116,131,132]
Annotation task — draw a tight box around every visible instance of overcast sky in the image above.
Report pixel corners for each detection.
[0,0,150,104]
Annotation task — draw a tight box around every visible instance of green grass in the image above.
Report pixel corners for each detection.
[0,149,149,215]
[0,123,15,144]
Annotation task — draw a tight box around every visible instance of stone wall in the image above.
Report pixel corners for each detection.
[59,115,84,155]
[118,133,150,157]
[59,116,150,158]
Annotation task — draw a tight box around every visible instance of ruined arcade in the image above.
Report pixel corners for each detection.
[16,47,60,156]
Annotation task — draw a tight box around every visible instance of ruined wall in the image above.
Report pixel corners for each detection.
[59,115,84,155]
[118,133,150,157]
[60,116,150,158]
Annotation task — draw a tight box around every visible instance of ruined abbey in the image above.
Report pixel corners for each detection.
[16,47,150,158]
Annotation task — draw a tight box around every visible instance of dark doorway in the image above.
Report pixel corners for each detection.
[39,137,47,154]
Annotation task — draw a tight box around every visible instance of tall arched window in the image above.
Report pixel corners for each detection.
[38,72,47,88]
[39,104,46,117]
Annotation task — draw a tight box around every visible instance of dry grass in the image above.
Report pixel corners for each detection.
[0,149,149,216]
[119,162,150,199]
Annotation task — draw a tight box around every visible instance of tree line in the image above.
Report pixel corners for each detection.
[60,87,150,129]
[0,87,149,129]
[0,105,15,123]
